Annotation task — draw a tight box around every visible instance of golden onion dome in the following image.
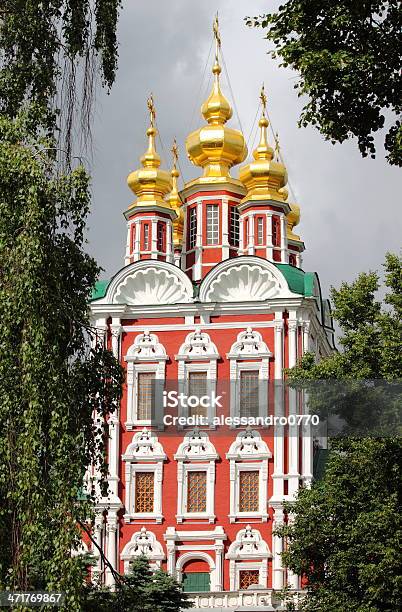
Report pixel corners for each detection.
[186,59,247,182]
[239,93,288,202]
[166,140,184,247]
[287,201,301,242]
[127,96,172,209]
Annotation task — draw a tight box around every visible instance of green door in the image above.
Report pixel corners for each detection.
[182,572,210,592]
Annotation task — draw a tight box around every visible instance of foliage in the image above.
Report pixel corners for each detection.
[0,110,124,606]
[0,0,122,152]
[278,438,402,611]
[82,556,193,612]
[246,1,402,165]
[277,253,402,610]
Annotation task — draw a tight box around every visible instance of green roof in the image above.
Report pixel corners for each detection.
[275,263,315,297]
[91,279,109,301]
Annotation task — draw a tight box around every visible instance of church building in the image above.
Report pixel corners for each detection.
[89,20,334,610]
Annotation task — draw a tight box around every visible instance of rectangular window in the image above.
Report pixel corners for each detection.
[239,370,259,417]
[137,372,155,420]
[272,216,280,247]
[239,470,259,512]
[143,224,150,250]
[206,205,219,245]
[256,217,264,245]
[189,207,197,249]
[135,472,154,513]
[187,471,207,513]
[230,206,240,247]
[239,570,260,590]
[188,371,208,417]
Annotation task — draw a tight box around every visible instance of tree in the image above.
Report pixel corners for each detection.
[0,1,123,607]
[275,253,402,611]
[246,2,402,166]
[83,556,192,612]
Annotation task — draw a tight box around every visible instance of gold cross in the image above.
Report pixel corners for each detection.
[260,84,267,115]
[274,132,280,160]
[213,12,221,59]
[147,93,156,127]
[171,138,179,168]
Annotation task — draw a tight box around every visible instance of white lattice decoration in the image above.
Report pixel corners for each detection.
[126,330,167,362]
[176,329,219,361]
[122,428,166,462]
[227,328,272,360]
[121,527,165,572]
[227,429,272,461]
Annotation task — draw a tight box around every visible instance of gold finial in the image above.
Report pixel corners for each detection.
[213,12,221,61]
[147,93,156,127]
[168,138,184,246]
[260,84,267,116]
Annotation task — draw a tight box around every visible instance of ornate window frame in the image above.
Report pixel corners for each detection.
[125,330,167,429]
[227,328,272,422]
[122,428,166,523]
[226,525,272,590]
[121,527,165,574]
[226,429,272,522]
[174,428,218,523]
[175,329,219,426]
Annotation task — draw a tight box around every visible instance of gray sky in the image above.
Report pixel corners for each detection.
[87,0,401,300]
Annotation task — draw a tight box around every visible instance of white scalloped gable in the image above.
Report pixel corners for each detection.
[199,257,296,302]
[102,260,194,305]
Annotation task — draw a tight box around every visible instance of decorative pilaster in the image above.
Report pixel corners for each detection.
[105,512,118,587]
[272,506,284,590]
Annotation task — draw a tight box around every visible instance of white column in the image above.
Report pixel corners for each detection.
[287,514,300,589]
[110,318,122,360]
[221,197,229,260]
[288,316,298,369]
[105,512,118,588]
[164,528,176,575]
[166,221,173,263]
[95,317,108,349]
[272,313,285,499]
[248,213,255,255]
[215,542,224,591]
[302,390,313,487]
[266,212,273,260]
[280,214,287,262]
[124,222,131,265]
[133,220,141,261]
[239,215,244,255]
[288,386,299,497]
[194,200,203,280]
[151,219,158,258]
[302,321,310,354]
[93,514,104,579]
[272,506,284,590]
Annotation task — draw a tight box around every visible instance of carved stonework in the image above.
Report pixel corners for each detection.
[199,258,291,303]
[226,525,271,560]
[226,429,272,460]
[174,428,218,461]
[121,527,165,571]
[227,328,272,360]
[176,329,219,361]
[126,330,167,361]
[122,428,166,461]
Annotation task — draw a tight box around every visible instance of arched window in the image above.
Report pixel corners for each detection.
[176,329,219,425]
[226,525,272,590]
[227,328,272,420]
[226,429,272,523]
[125,330,167,428]
[122,428,166,523]
[174,428,218,523]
